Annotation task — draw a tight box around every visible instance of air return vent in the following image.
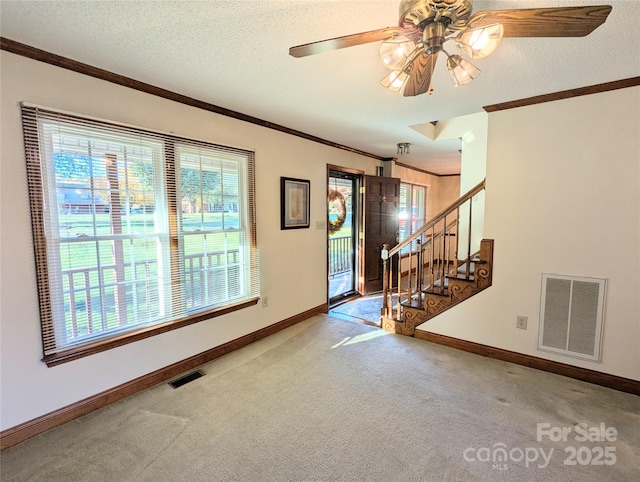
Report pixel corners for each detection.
[538,274,606,362]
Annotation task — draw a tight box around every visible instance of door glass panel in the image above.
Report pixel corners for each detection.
[328,173,357,302]
[399,183,427,254]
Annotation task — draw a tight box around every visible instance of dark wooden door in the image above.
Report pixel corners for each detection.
[363,175,400,294]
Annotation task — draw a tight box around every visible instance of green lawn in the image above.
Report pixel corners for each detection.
[58,212,241,270]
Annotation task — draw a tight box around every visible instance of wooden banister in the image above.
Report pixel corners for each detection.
[382,179,486,321]
[388,179,485,257]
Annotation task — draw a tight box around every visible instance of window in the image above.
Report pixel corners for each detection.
[398,183,427,254]
[21,104,259,365]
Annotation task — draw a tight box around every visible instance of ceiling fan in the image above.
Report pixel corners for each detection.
[289,0,612,97]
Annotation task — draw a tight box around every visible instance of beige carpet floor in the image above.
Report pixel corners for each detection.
[1,314,639,481]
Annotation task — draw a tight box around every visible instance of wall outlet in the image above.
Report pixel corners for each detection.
[516,315,528,330]
[262,296,268,308]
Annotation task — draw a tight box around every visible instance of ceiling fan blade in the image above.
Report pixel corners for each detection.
[466,5,612,37]
[289,27,402,58]
[403,52,438,97]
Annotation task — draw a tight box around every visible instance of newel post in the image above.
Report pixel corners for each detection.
[381,244,390,316]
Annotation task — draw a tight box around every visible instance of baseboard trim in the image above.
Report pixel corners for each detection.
[414,330,640,396]
[0,303,328,450]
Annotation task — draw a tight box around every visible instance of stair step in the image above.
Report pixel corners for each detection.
[402,299,425,309]
[417,290,449,298]
[382,239,494,337]
[456,260,484,274]
[421,282,448,292]
[447,274,475,282]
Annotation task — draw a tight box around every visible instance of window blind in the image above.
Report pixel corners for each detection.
[21,103,259,363]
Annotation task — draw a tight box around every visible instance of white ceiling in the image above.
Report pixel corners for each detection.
[1,0,638,175]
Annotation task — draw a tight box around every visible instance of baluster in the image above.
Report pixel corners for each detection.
[416,238,423,305]
[436,224,441,290]
[189,257,195,306]
[85,270,94,333]
[465,198,472,279]
[381,243,389,317]
[390,253,396,319]
[347,236,352,272]
[68,272,77,337]
[398,245,402,312]
[329,239,334,275]
[444,214,449,280]
[345,237,349,272]
[206,253,211,302]
[144,261,151,317]
[409,243,414,296]
[98,266,109,331]
[455,206,460,276]
[333,238,337,275]
[395,257,401,320]
[429,226,435,293]
[438,216,447,293]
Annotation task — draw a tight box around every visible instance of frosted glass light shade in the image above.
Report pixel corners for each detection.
[446,55,480,87]
[380,70,410,92]
[379,38,416,70]
[455,24,504,59]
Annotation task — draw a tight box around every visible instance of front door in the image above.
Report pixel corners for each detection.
[328,171,359,304]
[363,175,400,294]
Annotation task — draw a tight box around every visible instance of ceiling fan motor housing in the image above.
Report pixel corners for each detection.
[399,0,473,36]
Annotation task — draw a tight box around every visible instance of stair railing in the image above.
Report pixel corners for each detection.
[382,179,485,320]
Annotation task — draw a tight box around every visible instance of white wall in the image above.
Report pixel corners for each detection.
[436,113,488,258]
[0,52,380,430]
[419,86,640,381]
[436,112,487,193]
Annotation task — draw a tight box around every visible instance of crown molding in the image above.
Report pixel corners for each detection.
[484,77,640,112]
[394,160,460,178]
[1,37,385,162]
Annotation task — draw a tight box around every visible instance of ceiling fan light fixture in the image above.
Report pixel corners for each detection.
[380,70,410,92]
[397,142,410,155]
[379,37,416,70]
[455,23,504,59]
[446,54,480,87]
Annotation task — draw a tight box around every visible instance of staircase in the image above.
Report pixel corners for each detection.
[380,180,494,336]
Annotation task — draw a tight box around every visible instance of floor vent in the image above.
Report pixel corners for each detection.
[169,370,204,389]
[538,274,606,362]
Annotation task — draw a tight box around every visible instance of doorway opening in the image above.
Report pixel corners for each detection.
[328,170,360,305]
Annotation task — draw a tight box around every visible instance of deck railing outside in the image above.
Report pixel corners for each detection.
[62,250,239,338]
[328,235,352,277]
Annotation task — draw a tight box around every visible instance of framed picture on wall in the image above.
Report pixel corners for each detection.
[281,177,310,229]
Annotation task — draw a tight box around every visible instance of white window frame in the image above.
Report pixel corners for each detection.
[398,182,427,254]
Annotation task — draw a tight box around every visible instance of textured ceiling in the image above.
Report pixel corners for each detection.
[1,0,638,175]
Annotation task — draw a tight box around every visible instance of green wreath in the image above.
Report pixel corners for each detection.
[328,189,347,233]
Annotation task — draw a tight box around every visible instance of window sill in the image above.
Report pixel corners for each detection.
[42,297,260,367]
